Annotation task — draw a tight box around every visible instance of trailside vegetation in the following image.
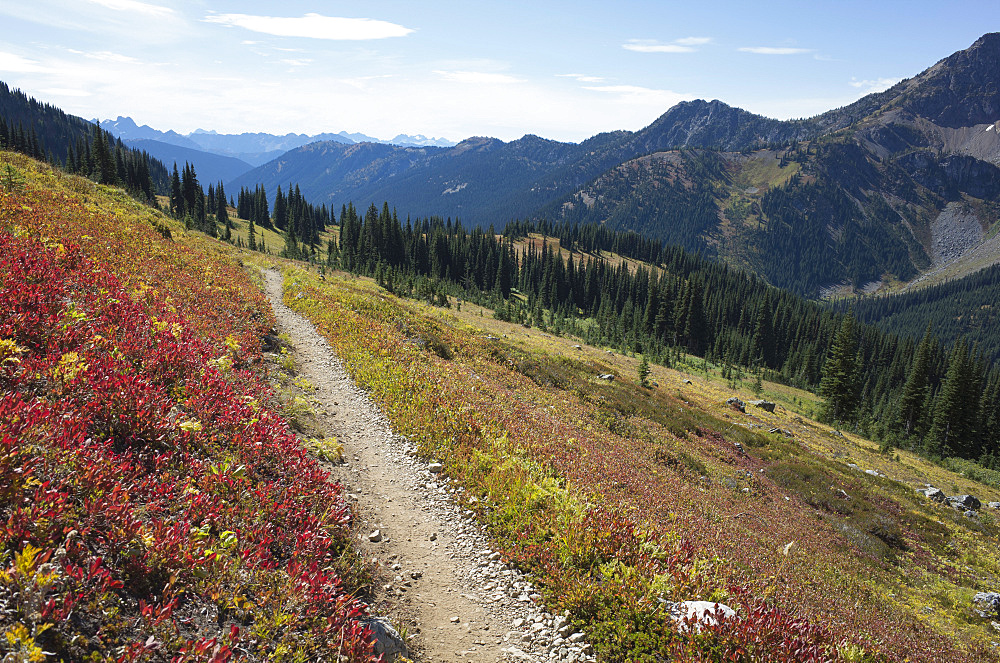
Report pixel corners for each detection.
[0,152,377,662]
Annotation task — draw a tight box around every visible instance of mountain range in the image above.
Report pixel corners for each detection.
[96,115,457,186]
[229,33,1000,298]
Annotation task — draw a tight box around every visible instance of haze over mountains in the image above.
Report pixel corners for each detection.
[97,115,457,185]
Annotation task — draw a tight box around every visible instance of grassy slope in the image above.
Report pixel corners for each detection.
[278,262,1000,662]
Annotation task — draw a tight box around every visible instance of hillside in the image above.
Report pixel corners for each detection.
[842,260,1000,361]
[0,151,376,661]
[124,138,253,187]
[7,148,1000,661]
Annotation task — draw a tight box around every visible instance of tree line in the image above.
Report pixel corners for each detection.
[323,206,1000,467]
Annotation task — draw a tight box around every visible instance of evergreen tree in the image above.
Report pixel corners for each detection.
[896,324,934,439]
[820,314,862,424]
[169,164,183,217]
[638,355,650,388]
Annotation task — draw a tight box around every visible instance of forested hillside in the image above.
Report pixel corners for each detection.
[0,82,168,199]
[843,261,1000,361]
[318,204,1000,465]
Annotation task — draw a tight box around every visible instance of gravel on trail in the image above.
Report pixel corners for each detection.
[265,270,595,663]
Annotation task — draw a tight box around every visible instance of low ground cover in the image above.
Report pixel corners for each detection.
[0,154,377,662]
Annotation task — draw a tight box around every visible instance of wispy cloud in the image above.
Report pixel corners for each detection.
[0,51,50,73]
[434,70,522,85]
[583,84,692,108]
[623,37,710,54]
[68,49,141,64]
[557,73,605,83]
[38,87,91,97]
[738,46,811,55]
[204,13,414,40]
[280,58,313,67]
[674,37,711,47]
[85,0,174,18]
[849,77,902,94]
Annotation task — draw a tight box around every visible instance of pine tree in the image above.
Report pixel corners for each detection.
[638,355,650,388]
[169,164,183,217]
[896,324,933,438]
[927,339,983,458]
[820,314,861,424]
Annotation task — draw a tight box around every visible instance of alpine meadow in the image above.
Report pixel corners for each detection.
[4,7,1000,663]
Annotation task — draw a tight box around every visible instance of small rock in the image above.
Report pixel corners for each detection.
[362,617,408,657]
[428,462,444,474]
[451,615,461,623]
[667,601,737,633]
[368,529,383,543]
[683,379,693,385]
[430,532,437,541]
[989,502,1000,509]
[597,373,614,381]
[922,487,947,503]
[726,397,745,413]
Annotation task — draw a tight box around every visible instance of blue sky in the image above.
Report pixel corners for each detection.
[0,1,995,143]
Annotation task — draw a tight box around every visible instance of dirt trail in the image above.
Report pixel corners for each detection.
[264,270,590,663]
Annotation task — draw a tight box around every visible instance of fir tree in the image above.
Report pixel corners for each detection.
[896,324,934,438]
[820,314,861,424]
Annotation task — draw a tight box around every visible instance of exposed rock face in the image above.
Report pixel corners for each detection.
[897,32,1000,129]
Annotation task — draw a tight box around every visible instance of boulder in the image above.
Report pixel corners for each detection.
[597,373,614,381]
[947,494,982,511]
[973,592,1000,618]
[922,487,947,503]
[726,397,745,413]
[989,502,1000,509]
[362,617,409,658]
[665,601,737,632]
[749,400,776,413]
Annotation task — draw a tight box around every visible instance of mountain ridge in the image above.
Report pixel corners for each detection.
[225,33,1000,298]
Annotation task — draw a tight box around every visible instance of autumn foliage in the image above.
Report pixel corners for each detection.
[0,160,377,661]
